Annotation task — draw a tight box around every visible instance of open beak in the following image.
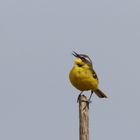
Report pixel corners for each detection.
[72,51,93,66]
[72,51,81,58]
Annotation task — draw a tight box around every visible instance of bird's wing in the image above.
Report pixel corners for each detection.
[91,67,99,81]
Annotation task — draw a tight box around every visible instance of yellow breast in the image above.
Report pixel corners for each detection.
[69,66,98,91]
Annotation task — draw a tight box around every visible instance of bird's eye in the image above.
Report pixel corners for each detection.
[77,64,83,67]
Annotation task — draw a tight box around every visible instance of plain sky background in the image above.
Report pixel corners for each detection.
[0,0,140,140]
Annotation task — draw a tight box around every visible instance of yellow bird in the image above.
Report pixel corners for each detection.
[69,51,107,102]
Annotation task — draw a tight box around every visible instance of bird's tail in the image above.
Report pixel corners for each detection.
[94,89,107,98]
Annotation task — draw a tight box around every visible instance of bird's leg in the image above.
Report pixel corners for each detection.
[77,91,83,103]
[88,91,93,103]
[82,91,93,110]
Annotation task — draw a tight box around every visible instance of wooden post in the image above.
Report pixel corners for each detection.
[79,95,89,140]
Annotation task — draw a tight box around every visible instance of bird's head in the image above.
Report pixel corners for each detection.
[72,51,93,68]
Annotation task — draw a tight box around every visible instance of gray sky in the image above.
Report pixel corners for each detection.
[0,0,140,140]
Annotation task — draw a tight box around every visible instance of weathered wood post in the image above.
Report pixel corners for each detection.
[79,95,89,140]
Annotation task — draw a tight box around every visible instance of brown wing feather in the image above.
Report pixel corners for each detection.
[91,67,99,81]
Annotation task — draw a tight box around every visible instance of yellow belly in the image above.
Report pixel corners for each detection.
[69,67,98,91]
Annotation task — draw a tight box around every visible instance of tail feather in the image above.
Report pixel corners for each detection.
[94,89,107,98]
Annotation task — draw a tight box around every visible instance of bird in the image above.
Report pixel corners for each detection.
[69,51,107,102]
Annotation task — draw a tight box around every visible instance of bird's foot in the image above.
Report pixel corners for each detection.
[83,100,92,110]
[77,94,81,103]
[77,91,83,103]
